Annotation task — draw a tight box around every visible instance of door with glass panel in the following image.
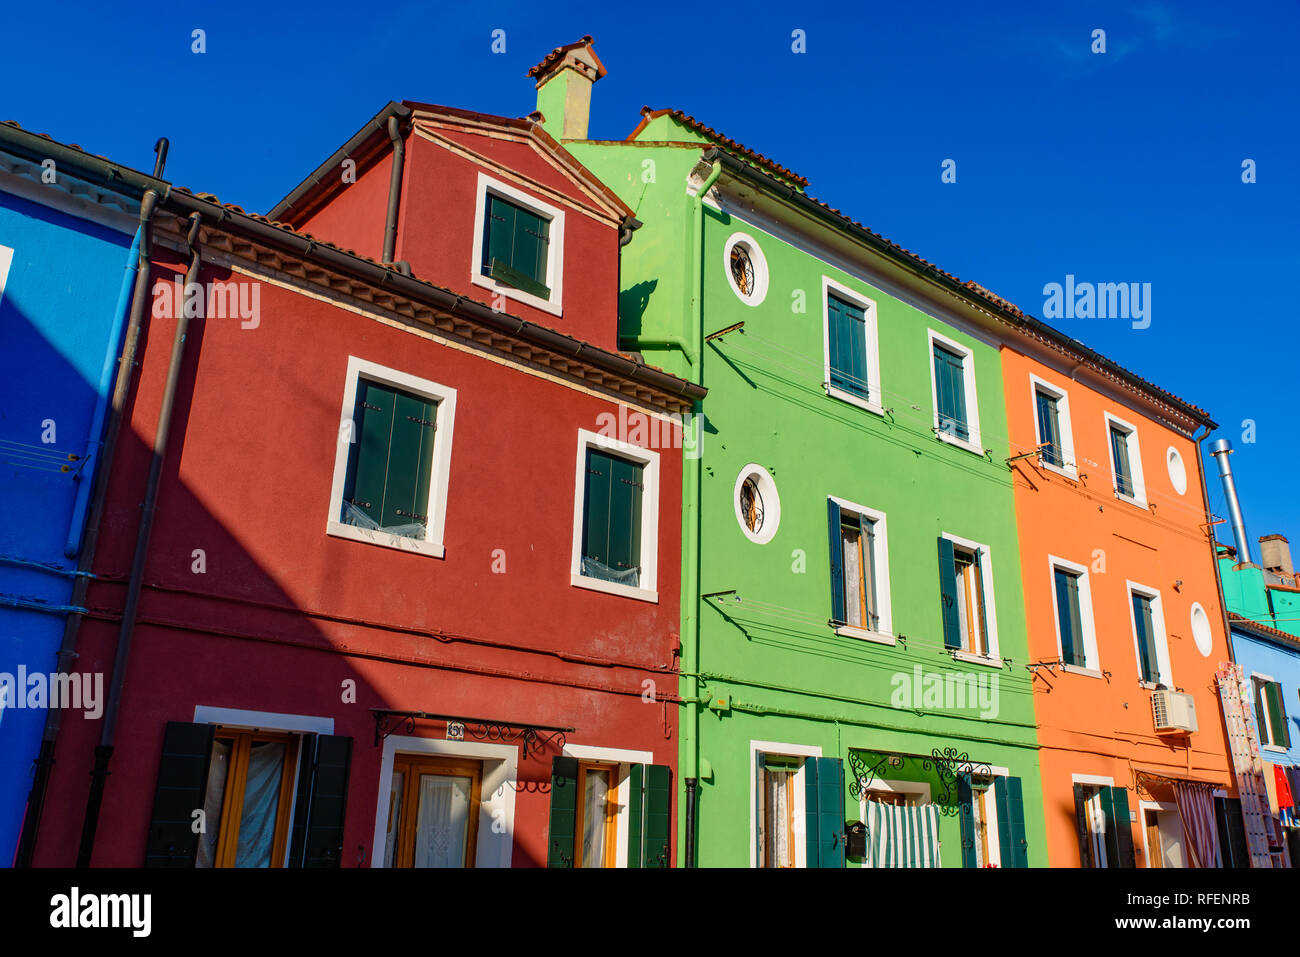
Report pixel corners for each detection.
[198,729,300,868]
[385,756,482,868]
[574,762,620,868]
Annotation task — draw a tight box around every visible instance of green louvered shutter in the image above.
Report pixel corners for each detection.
[828,294,868,398]
[1215,796,1249,868]
[1036,390,1062,467]
[297,735,352,868]
[345,380,395,527]
[547,756,579,867]
[625,763,644,868]
[1101,786,1136,868]
[344,380,436,533]
[957,773,977,868]
[144,722,215,867]
[1110,426,1134,497]
[581,449,613,572]
[804,757,845,868]
[483,194,550,298]
[934,345,968,440]
[1055,568,1085,666]
[828,499,845,624]
[1132,594,1159,683]
[1265,682,1291,748]
[642,764,672,868]
[581,450,643,584]
[938,537,961,649]
[1072,784,1093,866]
[994,776,1028,868]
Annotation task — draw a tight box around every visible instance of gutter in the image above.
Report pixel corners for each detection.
[700,148,1217,432]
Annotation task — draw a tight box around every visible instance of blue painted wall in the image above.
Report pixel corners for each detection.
[0,183,134,864]
[1228,628,1300,769]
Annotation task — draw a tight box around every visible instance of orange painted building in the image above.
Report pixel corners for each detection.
[1000,334,1235,868]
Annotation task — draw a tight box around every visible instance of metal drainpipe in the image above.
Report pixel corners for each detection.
[77,211,202,867]
[16,187,163,867]
[683,159,721,868]
[382,116,405,264]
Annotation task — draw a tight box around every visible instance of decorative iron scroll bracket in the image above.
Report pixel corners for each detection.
[849,747,993,815]
[370,709,573,756]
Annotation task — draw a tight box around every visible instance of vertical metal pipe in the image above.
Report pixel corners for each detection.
[16,188,160,867]
[78,212,203,866]
[1209,438,1251,564]
[382,117,405,264]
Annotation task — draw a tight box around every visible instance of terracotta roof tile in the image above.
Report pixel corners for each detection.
[634,108,809,188]
[527,35,606,81]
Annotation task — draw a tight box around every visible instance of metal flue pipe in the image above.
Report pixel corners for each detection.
[1209,438,1251,564]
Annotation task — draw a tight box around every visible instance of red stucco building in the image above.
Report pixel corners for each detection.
[28,82,699,868]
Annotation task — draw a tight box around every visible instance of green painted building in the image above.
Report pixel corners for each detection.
[539,38,1046,867]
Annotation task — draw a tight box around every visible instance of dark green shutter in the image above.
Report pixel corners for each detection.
[995,776,1028,868]
[293,735,352,868]
[144,721,216,867]
[934,345,968,440]
[483,194,550,298]
[1110,426,1133,496]
[345,380,396,526]
[828,499,845,624]
[547,756,579,867]
[1036,390,1062,467]
[803,757,845,868]
[1072,783,1093,867]
[828,294,868,398]
[581,449,644,583]
[957,773,977,868]
[625,763,644,868]
[1215,796,1249,868]
[1265,681,1290,748]
[1101,786,1135,868]
[1055,568,1085,667]
[344,380,436,533]
[581,449,612,570]
[642,764,672,868]
[1133,594,1159,683]
[938,537,961,648]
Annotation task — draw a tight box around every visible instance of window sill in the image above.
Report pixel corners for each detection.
[1139,680,1172,692]
[1062,664,1104,679]
[1113,491,1149,510]
[834,624,895,646]
[825,385,885,418]
[952,650,1002,669]
[1039,459,1079,481]
[570,573,658,604]
[936,431,985,457]
[326,520,445,559]
[1261,744,1288,754]
[471,272,562,318]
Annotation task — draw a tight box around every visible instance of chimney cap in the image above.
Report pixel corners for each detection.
[1259,533,1290,544]
[527,36,606,86]
[1209,437,1233,455]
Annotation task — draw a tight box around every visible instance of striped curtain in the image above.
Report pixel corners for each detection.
[1172,782,1220,868]
[863,800,942,867]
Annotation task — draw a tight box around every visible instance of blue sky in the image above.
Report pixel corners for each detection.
[5,0,1296,551]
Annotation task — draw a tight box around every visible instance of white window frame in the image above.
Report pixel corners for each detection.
[927,329,983,455]
[1104,411,1148,508]
[1071,773,1116,868]
[470,172,565,317]
[722,231,769,307]
[370,734,519,869]
[821,276,883,415]
[1250,673,1288,752]
[1047,555,1101,675]
[734,463,781,545]
[1126,580,1172,688]
[966,764,1011,868]
[326,355,458,559]
[1028,374,1077,479]
[569,428,660,603]
[562,743,655,868]
[750,740,821,868]
[941,531,1000,665]
[829,495,893,644]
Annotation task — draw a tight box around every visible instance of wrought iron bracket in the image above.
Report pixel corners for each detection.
[370,709,572,757]
[849,747,993,814]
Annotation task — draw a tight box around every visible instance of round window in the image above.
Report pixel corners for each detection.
[1167,446,1188,496]
[1190,603,1214,657]
[722,232,768,306]
[734,464,780,544]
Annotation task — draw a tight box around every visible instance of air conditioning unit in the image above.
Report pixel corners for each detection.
[1152,690,1198,734]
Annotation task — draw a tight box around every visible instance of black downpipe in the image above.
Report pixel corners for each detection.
[382,116,405,264]
[77,212,203,867]
[16,189,161,867]
[684,777,697,867]
[152,138,169,178]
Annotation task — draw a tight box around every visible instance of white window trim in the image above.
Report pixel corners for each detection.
[927,329,984,455]
[858,780,933,860]
[1028,373,1078,479]
[370,734,519,869]
[970,767,1010,868]
[562,743,654,869]
[750,740,821,868]
[1166,445,1188,496]
[829,495,893,640]
[821,276,883,415]
[1071,773,1116,868]
[569,429,660,603]
[1047,555,1100,671]
[1126,580,1173,688]
[1104,411,1148,508]
[1138,800,1187,869]
[470,171,565,317]
[734,463,781,545]
[941,531,1000,661]
[326,356,457,559]
[1250,673,1287,750]
[722,231,769,306]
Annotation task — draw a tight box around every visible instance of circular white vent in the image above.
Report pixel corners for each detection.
[723,232,769,306]
[1167,446,1187,495]
[734,464,780,544]
[1190,603,1214,657]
